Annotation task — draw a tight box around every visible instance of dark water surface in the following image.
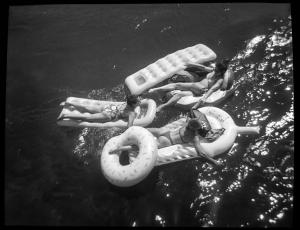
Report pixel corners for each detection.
[6,4,293,226]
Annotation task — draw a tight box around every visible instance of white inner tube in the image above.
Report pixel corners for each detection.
[156,106,260,165]
[197,107,239,157]
[101,126,158,187]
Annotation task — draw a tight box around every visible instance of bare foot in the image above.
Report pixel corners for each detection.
[60,101,73,107]
[57,114,65,121]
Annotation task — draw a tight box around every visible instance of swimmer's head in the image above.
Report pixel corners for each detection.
[215,59,230,75]
[126,95,140,107]
[187,118,203,130]
[187,110,202,130]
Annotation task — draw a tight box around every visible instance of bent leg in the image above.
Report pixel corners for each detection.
[157,94,184,112]
[175,82,207,96]
[175,70,197,82]
[173,82,198,91]
[65,100,105,113]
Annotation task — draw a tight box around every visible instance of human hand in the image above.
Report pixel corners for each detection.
[193,100,205,109]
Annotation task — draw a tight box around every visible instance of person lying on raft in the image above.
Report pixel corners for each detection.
[115,109,225,166]
[168,61,215,83]
[58,95,141,128]
[148,59,234,112]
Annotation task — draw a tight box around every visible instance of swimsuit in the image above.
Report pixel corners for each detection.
[167,111,224,145]
[103,104,123,120]
[103,103,140,121]
[167,126,224,145]
[168,128,188,145]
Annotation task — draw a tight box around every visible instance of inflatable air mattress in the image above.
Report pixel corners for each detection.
[125,44,217,95]
[57,97,157,128]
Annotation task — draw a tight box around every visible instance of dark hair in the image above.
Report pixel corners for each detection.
[126,95,139,106]
[187,109,211,136]
[187,119,201,130]
[215,59,230,76]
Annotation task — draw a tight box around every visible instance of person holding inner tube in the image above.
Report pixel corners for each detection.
[58,95,141,128]
[116,109,225,166]
[147,59,234,112]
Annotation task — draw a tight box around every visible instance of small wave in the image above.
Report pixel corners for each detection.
[160,26,172,33]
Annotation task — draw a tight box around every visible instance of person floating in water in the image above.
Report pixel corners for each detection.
[148,59,234,112]
[115,109,225,166]
[58,95,141,128]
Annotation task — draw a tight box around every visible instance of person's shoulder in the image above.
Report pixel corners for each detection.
[134,105,141,113]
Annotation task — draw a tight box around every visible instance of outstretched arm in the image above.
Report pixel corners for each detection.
[193,135,221,166]
[192,79,223,109]
[127,111,137,128]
